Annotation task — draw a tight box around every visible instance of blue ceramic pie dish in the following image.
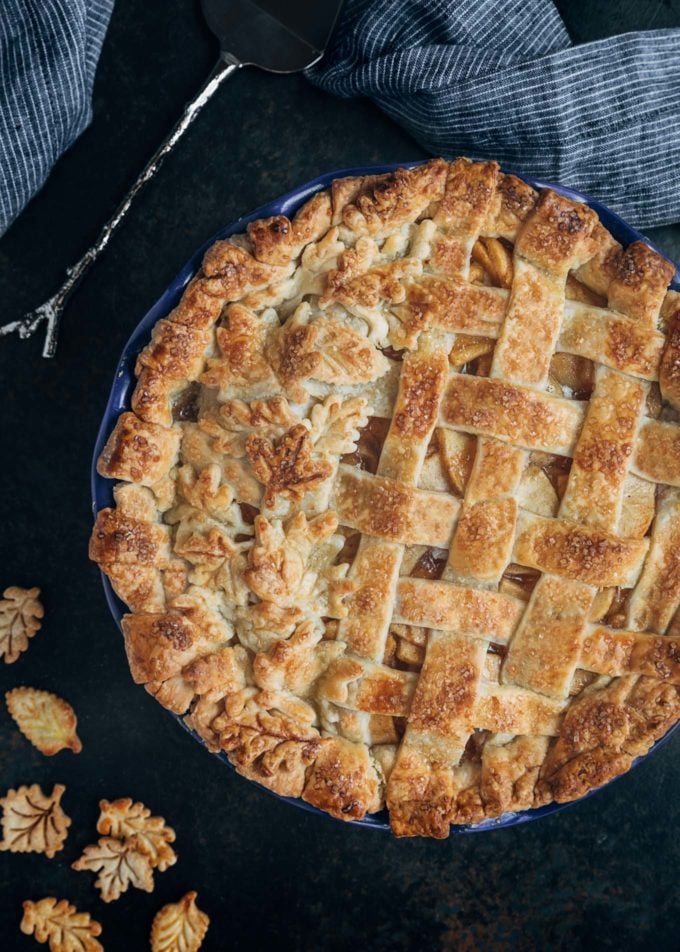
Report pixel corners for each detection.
[91,162,680,833]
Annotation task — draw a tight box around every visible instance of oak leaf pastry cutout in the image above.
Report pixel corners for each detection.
[0,783,70,858]
[91,157,680,837]
[6,687,82,756]
[20,897,103,952]
[96,797,177,871]
[72,835,154,903]
[150,891,210,952]
[0,586,43,664]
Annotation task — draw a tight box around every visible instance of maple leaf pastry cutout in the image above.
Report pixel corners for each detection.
[246,423,333,509]
[96,797,177,871]
[0,784,70,858]
[72,836,155,903]
[0,586,44,664]
[6,687,82,756]
[20,897,103,952]
[151,891,210,952]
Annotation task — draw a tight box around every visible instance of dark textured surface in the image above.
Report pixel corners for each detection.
[1,2,679,950]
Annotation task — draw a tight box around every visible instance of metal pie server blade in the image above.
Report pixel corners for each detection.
[202,0,342,72]
[4,0,344,356]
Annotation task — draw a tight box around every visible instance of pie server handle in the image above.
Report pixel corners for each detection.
[0,54,240,358]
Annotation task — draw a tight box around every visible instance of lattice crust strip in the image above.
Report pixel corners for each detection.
[90,158,680,838]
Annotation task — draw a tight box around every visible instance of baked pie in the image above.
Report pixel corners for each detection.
[90,158,680,838]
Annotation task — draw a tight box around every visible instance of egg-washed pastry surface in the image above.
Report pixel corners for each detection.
[90,158,680,837]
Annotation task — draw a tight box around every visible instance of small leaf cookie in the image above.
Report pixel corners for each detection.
[72,835,154,903]
[0,586,43,664]
[97,798,177,871]
[0,783,70,858]
[20,897,103,952]
[151,891,210,952]
[6,687,82,756]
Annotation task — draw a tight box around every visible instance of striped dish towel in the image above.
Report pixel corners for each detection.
[0,0,114,236]
[1,1,679,236]
[307,0,680,228]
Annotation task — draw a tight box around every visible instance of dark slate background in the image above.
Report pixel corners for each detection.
[1,2,679,949]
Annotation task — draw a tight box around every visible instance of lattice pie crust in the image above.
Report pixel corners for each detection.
[90,159,680,837]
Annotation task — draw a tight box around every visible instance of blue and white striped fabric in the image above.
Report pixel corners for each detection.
[307,0,680,228]
[0,0,114,236]
[1,1,679,236]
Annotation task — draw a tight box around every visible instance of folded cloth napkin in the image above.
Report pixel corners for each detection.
[307,0,680,229]
[0,0,114,236]
[2,1,679,237]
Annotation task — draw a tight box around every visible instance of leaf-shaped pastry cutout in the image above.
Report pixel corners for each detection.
[0,783,70,858]
[246,424,333,509]
[307,395,370,456]
[72,836,154,903]
[0,586,43,664]
[96,798,177,871]
[6,687,82,756]
[269,303,389,402]
[20,897,103,952]
[151,891,210,952]
[244,511,339,607]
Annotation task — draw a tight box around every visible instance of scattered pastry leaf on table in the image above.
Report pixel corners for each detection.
[6,687,82,755]
[20,897,103,952]
[0,783,70,857]
[72,835,154,903]
[0,586,43,663]
[97,797,176,870]
[151,891,210,952]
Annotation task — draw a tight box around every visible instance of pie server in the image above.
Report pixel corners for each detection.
[1,0,344,357]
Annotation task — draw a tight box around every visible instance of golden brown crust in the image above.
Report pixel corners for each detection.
[659,307,680,409]
[606,241,676,325]
[320,242,420,310]
[514,512,648,587]
[200,303,278,401]
[560,304,664,379]
[538,676,680,803]
[342,158,448,237]
[0,783,71,857]
[150,890,210,952]
[633,419,680,486]
[246,425,333,509]
[6,686,82,755]
[435,158,499,229]
[448,498,518,582]
[91,157,680,838]
[247,191,332,267]
[89,508,170,567]
[493,174,538,240]
[201,239,290,299]
[332,465,460,546]
[479,736,549,816]
[560,368,647,531]
[97,412,180,485]
[20,898,103,951]
[132,320,214,427]
[440,373,585,455]
[302,736,382,820]
[122,612,199,684]
[581,626,680,681]
[626,490,680,633]
[515,190,598,275]
[213,690,322,798]
[394,577,523,641]
[503,576,594,698]
[268,307,389,403]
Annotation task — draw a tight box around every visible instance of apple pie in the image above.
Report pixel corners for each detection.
[90,158,680,837]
